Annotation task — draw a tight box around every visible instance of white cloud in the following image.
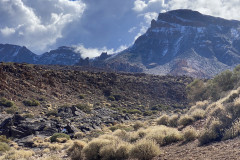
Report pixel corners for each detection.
[133,0,148,12]
[143,12,158,24]
[128,27,137,33]
[167,0,240,20]
[0,0,86,53]
[0,27,15,36]
[74,44,128,59]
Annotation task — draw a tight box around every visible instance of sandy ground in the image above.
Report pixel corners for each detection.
[156,137,240,160]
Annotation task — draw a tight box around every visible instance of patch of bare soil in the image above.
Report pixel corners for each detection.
[157,137,240,160]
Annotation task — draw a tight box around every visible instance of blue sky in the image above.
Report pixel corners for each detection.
[0,0,240,58]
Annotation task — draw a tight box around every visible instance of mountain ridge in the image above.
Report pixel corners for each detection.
[1,9,240,78]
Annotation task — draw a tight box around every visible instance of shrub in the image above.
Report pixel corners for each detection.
[151,104,169,111]
[198,120,222,145]
[169,114,179,127]
[143,111,154,116]
[145,126,182,146]
[67,140,87,160]
[99,144,116,160]
[74,104,92,113]
[112,129,129,141]
[157,114,169,126]
[23,99,40,106]
[212,70,235,91]
[162,132,183,146]
[223,118,240,140]
[108,96,115,101]
[198,130,218,145]
[0,142,10,153]
[183,127,198,142]
[5,106,18,114]
[0,135,10,143]
[50,133,70,143]
[190,109,205,120]
[82,138,111,160]
[130,139,161,160]
[115,143,132,160]
[133,121,144,131]
[186,79,207,102]
[0,98,14,107]
[48,143,64,151]
[178,115,194,127]
[74,132,85,139]
[2,149,34,160]
[127,109,142,115]
[109,124,132,132]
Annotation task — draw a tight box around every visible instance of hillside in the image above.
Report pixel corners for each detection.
[2,64,240,159]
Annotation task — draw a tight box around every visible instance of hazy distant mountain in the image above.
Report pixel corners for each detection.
[105,9,240,78]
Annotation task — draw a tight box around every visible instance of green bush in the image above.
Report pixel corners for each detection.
[5,106,18,114]
[0,98,14,107]
[108,96,115,101]
[23,99,40,106]
[50,133,70,143]
[127,109,142,115]
[151,104,169,111]
[0,142,10,153]
[143,111,154,116]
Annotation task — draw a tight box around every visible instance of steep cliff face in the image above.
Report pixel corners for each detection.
[106,9,240,77]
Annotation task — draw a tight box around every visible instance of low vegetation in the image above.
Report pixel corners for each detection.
[50,133,70,143]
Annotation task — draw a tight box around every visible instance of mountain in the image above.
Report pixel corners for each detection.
[1,9,240,78]
[37,46,81,65]
[0,44,37,64]
[104,9,240,78]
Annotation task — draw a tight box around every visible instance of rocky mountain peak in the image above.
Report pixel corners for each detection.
[107,9,240,78]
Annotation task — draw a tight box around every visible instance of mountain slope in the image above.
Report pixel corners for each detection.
[37,46,81,65]
[0,44,37,64]
[105,9,240,78]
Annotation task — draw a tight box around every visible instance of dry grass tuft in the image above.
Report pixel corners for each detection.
[130,139,161,160]
[157,114,169,126]
[67,140,87,160]
[183,127,198,142]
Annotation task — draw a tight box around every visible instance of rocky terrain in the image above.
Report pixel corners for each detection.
[0,62,191,147]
